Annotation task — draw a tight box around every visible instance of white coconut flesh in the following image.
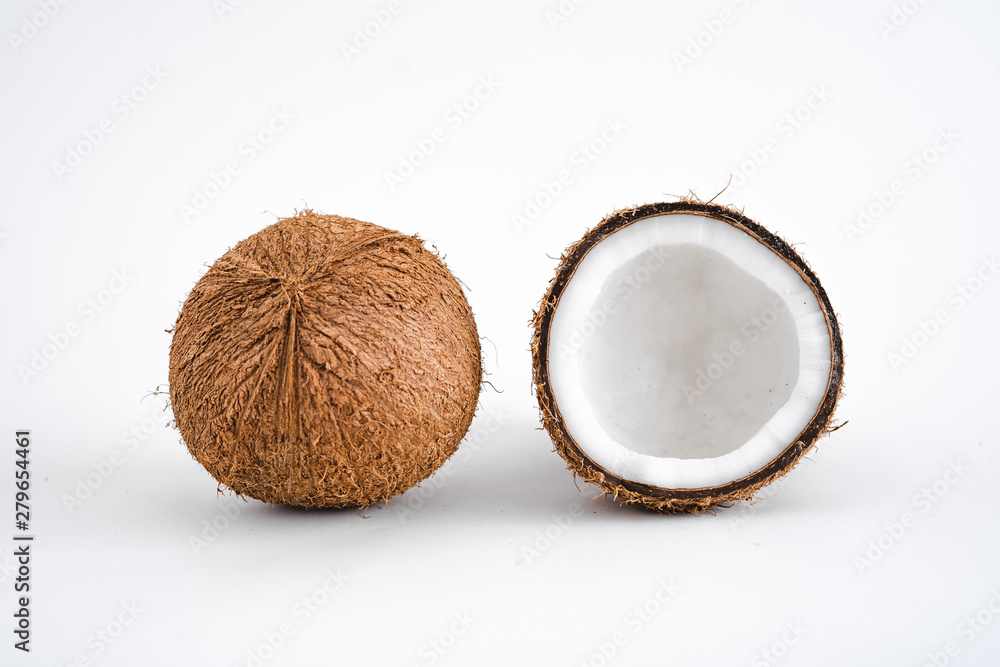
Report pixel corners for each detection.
[548,213,832,489]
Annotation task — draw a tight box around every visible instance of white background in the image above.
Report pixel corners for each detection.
[2,0,999,665]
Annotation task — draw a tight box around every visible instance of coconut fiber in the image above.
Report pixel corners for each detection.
[169,211,481,508]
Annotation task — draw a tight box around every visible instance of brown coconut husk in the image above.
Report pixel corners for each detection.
[169,211,481,508]
[531,200,845,513]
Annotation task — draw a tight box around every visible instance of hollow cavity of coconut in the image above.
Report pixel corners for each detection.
[169,211,481,508]
[532,201,844,513]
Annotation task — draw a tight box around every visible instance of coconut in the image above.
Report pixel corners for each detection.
[169,210,481,508]
[531,201,844,513]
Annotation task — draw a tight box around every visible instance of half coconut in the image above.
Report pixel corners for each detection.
[532,201,844,512]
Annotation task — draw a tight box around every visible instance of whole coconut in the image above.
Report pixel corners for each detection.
[169,211,481,508]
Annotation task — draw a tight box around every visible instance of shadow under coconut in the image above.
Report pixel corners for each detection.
[197,458,829,529]
[264,502,370,518]
[187,418,841,525]
[244,465,833,527]
[227,495,405,546]
[369,416,711,525]
[294,416,577,525]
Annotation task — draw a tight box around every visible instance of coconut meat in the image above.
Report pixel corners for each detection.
[548,213,832,489]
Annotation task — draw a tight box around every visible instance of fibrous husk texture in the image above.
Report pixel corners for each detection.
[531,200,845,514]
[169,211,481,508]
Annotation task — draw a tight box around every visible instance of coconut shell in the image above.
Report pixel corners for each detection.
[531,201,844,513]
[169,211,481,508]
